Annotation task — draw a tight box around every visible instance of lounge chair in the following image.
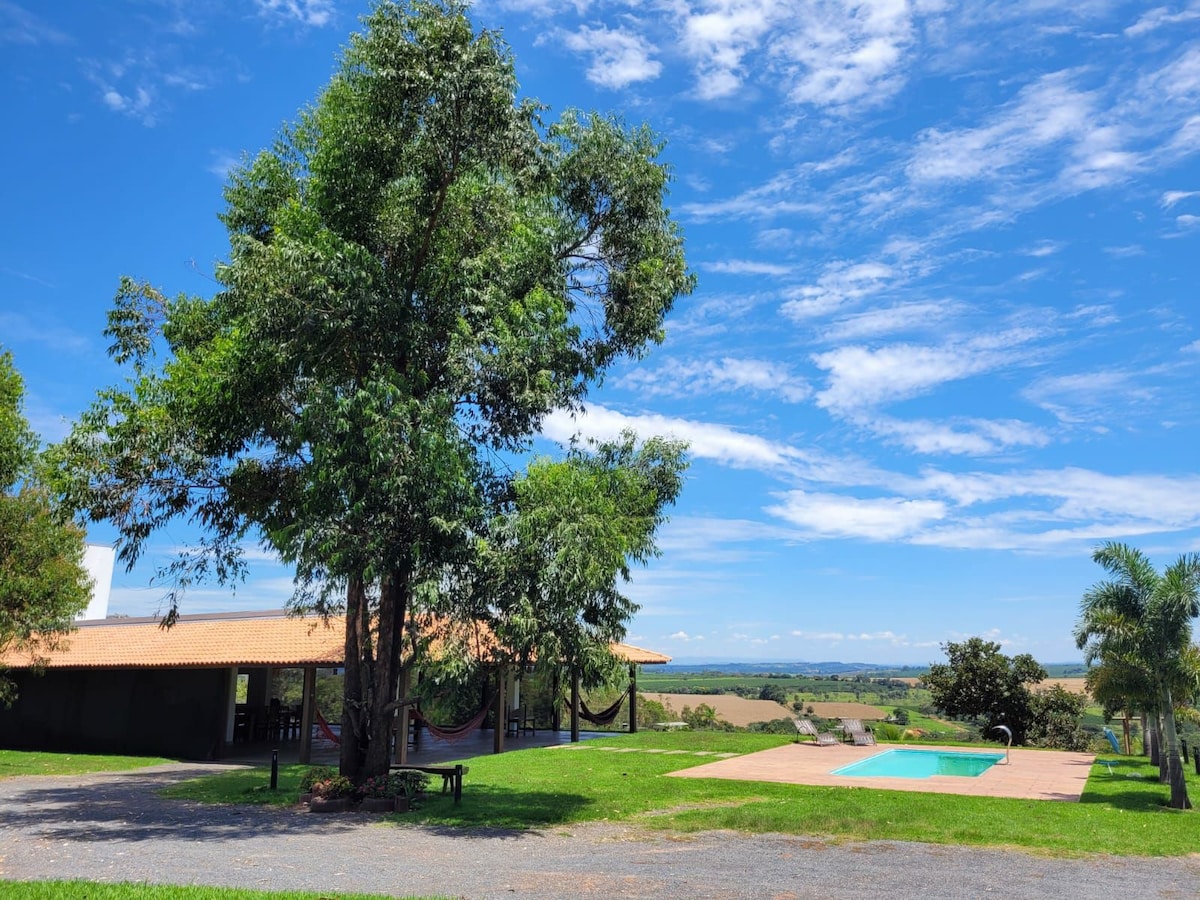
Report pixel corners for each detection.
[793,718,839,746]
[840,718,874,744]
[851,730,877,746]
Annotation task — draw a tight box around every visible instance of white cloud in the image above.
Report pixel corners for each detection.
[866,415,1050,456]
[1125,4,1200,37]
[780,261,894,321]
[703,259,792,276]
[907,71,1096,185]
[775,0,916,114]
[819,300,961,342]
[1023,369,1155,425]
[541,404,803,471]
[812,328,1042,414]
[561,24,661,89]
[617,357,811,403]
[1162,189,1200,207]
[766,490,947,540]
[255,0,335,28]
[677,0,774,100]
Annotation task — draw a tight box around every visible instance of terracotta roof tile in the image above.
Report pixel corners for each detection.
[0,612,344,670]
[0,611,670,669]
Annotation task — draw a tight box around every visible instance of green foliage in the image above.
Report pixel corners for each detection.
[924,637,1046,745]
[0,349,92,705]
[1028,685,1090,751]
[310,773,355,799]
[1076,542,1200,809]
[757,683,787,703]
[52,0,692,780]
[297,765,337,793]
[891,707,910,725]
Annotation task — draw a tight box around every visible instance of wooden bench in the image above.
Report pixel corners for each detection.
[389,763,468,805]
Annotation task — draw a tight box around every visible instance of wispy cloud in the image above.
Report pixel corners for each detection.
[703,259,792,277]
[617,357,811,403]
[811,327,1043,414]
[781,260,894,321]
[255,0,336,28]
[0,1,69,45]
[1125,3,1200,37]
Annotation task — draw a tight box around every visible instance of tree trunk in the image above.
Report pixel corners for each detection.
[1147,712,1160,768]
[340,576,369,779]
[1160,684,1191,810]
[363,565,409,779]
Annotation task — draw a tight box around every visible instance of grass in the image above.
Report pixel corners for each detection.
[0,750,174,779]
[0,883,441,900]
[160,731,1200,856]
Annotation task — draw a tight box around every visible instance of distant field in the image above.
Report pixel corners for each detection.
[648,693,793,726]
[1038,677,1089,696]
[805,702,888,720]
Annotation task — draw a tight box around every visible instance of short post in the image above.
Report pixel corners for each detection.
[270,749,279,791]
[1193,747,1200,776]
[454,763,463,805]
[1182,739,1189,762]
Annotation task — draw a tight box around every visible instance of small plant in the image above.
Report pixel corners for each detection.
[298,765,336,793]
[358,773,405,800]
[310,774,354,800]
[395,769,429,800]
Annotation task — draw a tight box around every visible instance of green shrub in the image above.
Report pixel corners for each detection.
[298,765,336,793]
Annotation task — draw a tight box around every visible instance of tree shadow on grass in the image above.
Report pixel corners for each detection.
[0,768,590,844]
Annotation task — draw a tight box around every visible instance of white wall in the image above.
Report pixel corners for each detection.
[78,543,115,621]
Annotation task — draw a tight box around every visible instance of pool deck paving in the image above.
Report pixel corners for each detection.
[667,741,1096,801]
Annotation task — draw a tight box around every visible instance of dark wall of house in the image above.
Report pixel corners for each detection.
[0,667,229,760]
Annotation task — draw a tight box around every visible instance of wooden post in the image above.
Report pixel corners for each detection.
[298,666,316,764]
[395,668,411,766]
[570,667,580,743]
[628,664,638,734]
[493,667,506,754]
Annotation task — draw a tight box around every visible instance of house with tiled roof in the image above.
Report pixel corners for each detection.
[0,608,668,761]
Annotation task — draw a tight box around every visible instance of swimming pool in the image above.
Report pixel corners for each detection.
[832,749,1005,779]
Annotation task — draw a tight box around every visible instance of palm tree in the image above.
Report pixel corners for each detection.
[1076,542,1200,810]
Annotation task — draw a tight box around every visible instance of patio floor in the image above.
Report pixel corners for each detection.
[667,742,1096,801]
[220,727,612,768]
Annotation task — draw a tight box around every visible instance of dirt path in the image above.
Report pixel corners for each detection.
[0,765,1197,899]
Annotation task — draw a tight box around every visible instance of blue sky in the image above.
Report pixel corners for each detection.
[3,1,1199,666]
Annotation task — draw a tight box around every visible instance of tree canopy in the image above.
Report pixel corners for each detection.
[0,349,91,705]
[53,0,693,779]
[924,636,1046,745]
[1076,542,1200,809]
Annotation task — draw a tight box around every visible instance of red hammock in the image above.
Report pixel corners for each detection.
[314,708,341,745]
[412,694,496,743]
[580,695,626,726]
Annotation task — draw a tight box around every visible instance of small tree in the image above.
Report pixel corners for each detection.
[924,637,1046,744]
[1027,685,1089,751]
[0,349,91,704]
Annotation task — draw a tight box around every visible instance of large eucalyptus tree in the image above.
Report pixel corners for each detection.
[53,0,692,779]
[1076,542,1200,809]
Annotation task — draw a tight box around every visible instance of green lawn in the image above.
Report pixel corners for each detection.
[0,883,440,900]
[0,750,174,779]
[160,731,1200,856]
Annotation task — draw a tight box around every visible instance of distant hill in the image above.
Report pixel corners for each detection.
[659,660,1087,678]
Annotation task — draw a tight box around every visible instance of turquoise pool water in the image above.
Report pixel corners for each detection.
[832,749,1005,779]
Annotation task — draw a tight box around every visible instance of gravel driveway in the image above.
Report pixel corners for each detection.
[1,764,1197,899]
